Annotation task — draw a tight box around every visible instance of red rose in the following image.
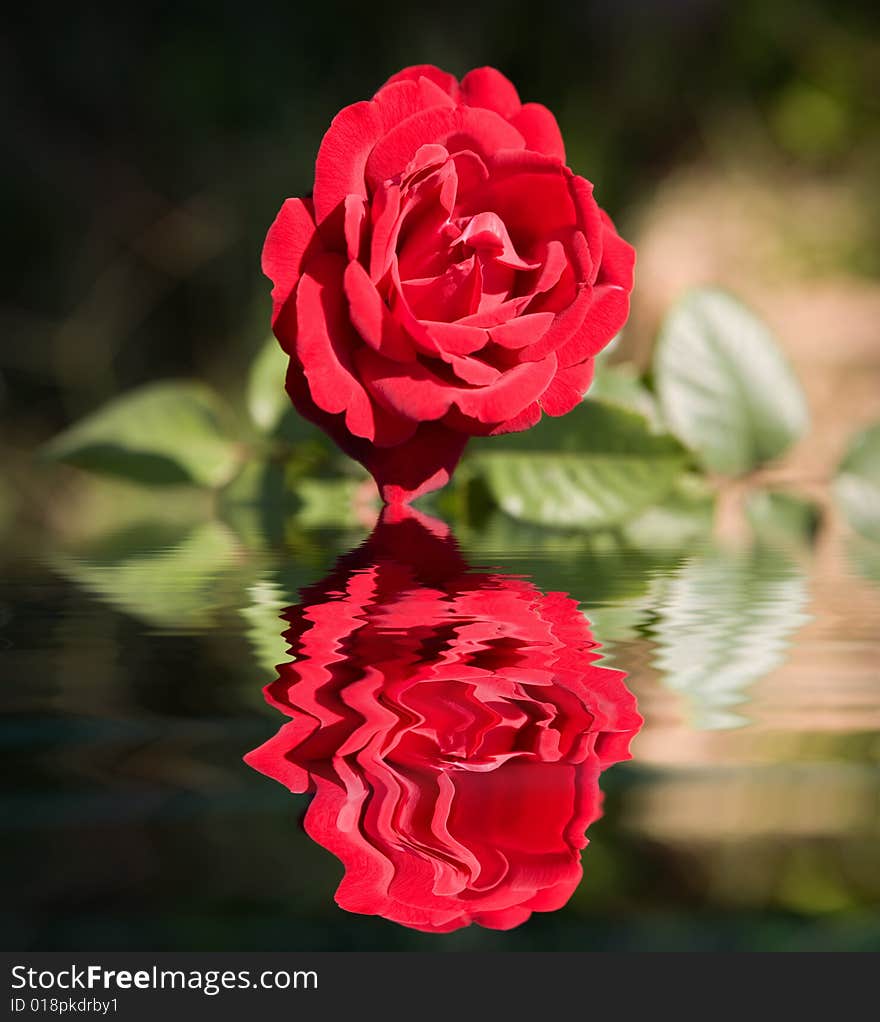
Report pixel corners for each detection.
[262,65,635,503]
[245,507,642,933]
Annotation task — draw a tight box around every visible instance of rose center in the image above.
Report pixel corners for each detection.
[388,151,540,325]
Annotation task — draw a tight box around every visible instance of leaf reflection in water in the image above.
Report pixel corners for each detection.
[245,506,642,933]
[651,544,810,730]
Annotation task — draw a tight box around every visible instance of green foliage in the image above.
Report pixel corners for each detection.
[50,521,249,632]
[294,478,369,528]
[464,400,688,530]
[44,382,244,488]
[654,289,809,475]
[621,475,716,548]
[40,291,877,552]
[745,489,822,546]
[219,458,298,508]
[833,423,880,542]
[246,336,290,433]
[245,337,331,450]
[652,542,810,730]
[457,510,685,607]
[239,579,296,676]
[589,361,661,429]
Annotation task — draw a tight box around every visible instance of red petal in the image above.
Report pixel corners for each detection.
[295,251,378,440]
[445,354,502,386]
[527,259,577,314]
[355,350,455,421]
[343,195,366,262]
[395,174,461,281]
[451,149,490,193]
[242,722,313,793]
[412,320,490,357]
[402,260,480,323]
[532,239,569,295]
[366,424,469,504]
[343,260,416,362]
[401,142,450,180]
[373,77,455,126]
[365,107,525,192]
[488,401,543,434]
[466,151,577,245]
[555,285,631,367]
[261,198,320,328]
[284,352,416,455]
[570,175,605,283]
[460,211,539,270]
[519,285,591,361]
[489,311,555,349]
[457,295,531,328]
[597,214,636,289]
[510,103,566,161]
[358,347,557,424]
[539,359,595,416]
[567,229,594,282]
[381,65,461,100]
[460,67,522,118]
[315,93,452,239]
[369,182,401,282]
[388,259,486,358]
[313,100,384,225]
[473,907,535,930]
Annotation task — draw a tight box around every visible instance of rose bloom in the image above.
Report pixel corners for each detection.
[245,507,642,933]
[263,65,635,502]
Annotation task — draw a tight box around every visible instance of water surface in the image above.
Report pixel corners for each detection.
[2,503,878,950]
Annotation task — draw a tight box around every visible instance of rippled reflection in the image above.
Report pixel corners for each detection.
[245,507,642,933]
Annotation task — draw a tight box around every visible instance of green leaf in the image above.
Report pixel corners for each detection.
[245,339,329,448]
[590,362,661,429]
[246,336,289,433]
[49,521,249,632]
[44,382,243,488]
[654,289,809,475]
[240,579,295,676]
[467,399,688,530]
[745,489,822,546]
[457,504,695,606]
[833,423,880,542]
[295,477,369,528]
[652,543,809,729]
[245,339,327,447]
[219,458,293,506]
[621,474,716,548]
[584,600,655,650]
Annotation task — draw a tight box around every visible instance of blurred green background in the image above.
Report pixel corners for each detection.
[2,0,880,952]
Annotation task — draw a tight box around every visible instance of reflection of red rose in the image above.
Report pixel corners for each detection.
[245,508,642,933]
[263,65,635,503]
